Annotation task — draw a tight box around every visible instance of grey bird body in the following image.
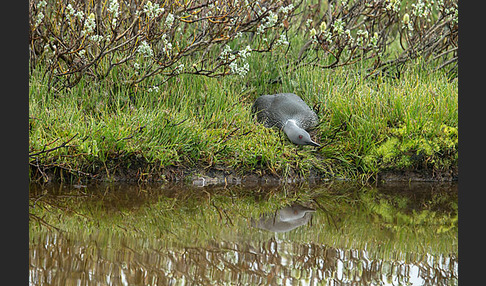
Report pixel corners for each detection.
[252,93,320,147]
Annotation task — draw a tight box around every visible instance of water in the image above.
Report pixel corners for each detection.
[29,181,458,285]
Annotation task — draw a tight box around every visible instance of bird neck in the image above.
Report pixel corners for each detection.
[283,119,301,133]
[284,119,298,129]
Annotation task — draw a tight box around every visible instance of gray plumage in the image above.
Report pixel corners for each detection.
[251,93,320,147]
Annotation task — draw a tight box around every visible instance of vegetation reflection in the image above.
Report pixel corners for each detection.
[30,182,457,254]
[30,182,457,285]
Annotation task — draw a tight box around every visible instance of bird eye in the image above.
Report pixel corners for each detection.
[299,135,303,139]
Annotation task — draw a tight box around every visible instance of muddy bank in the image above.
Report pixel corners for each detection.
[376,167,458,183]
[29,160,458,186]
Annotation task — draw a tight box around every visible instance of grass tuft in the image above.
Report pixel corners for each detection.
[29,42,457,183]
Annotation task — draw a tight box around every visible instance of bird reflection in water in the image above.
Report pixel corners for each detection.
[251,204,315,233]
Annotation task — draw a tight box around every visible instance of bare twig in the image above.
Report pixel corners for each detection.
[29,133,78,157]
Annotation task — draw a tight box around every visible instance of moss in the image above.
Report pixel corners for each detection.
[365,123,458,172]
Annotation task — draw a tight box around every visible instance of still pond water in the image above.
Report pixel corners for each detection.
[29,181,457,285]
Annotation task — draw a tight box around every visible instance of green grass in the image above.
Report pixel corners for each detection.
[29,39,457,183]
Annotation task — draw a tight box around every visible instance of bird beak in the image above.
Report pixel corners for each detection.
[307,140,321,147]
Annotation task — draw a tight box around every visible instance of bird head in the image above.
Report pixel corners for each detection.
[283,120,321,147]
